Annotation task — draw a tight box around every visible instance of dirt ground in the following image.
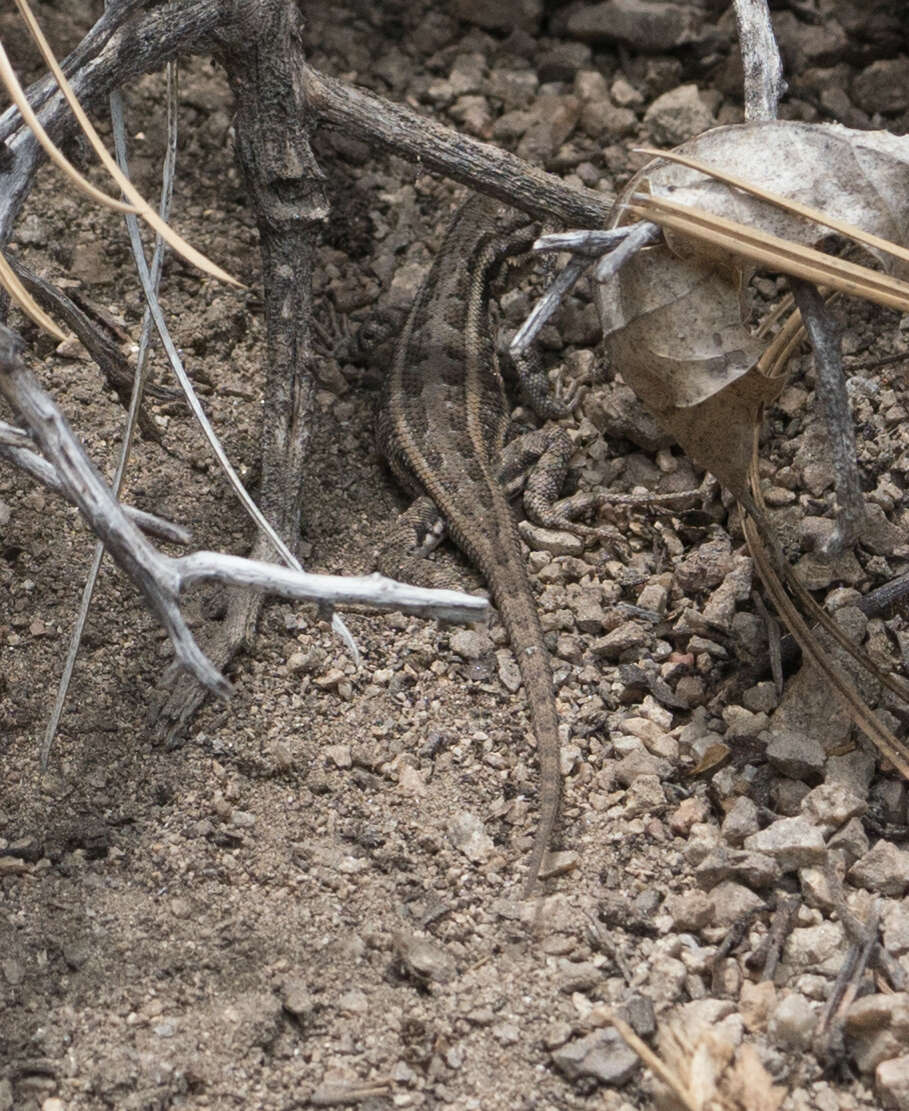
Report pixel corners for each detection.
[2,2,909,1109]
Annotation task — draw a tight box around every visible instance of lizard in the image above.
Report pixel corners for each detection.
[376,192,619,894]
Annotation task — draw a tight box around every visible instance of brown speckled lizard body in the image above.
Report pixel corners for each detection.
[377,194,572,893]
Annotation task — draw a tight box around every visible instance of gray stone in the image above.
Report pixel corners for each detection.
[770,777,812,816]
[565,0,706,52]
[452,0,542,32]
[769,993,816,1051]
[703,559,753,631]
[281,976,313,1019]
[518,520,585,556]
[663,889,713,931]
[784,921,847,972]
[772,10,848,69]
[744,816,827,871]
[447,812,494,863]
[861,502,906,556]
[882,899,909,956]
[538,42,593,83]
[624,774,666,815]
[765,729,825,782]
[684,822,721,866]
[707,881,766,927]
[846,993,909,1074]
[673,536,735,594]
[614,749,672,785]
[721,796,760,846]
[643,83,718,146]
[592,621,650,660]
[827,816,870,865]
[876,1053,909,1110]
[62,938,91,970]
[2,958,24,985]
[222,991,283,1052]
[800,782,867,834]
[871,778,908,825]
[585,381,672,453]
[287,646,325,674]
[515,93,580,163]
[793,548,863,590]
[579,97,637,139]
[486,67,539,110]
[742,682,778,715]
[826,749,876,797]
[611,75,644,108]
[852,58,909,115]
[555,959,602,994]
[449,628,493,661]
[799,866,835,913]
[551,1028,639,1086]
[496,649,522,693]
[574,593,608,634]
[393,930,456,985]
[848,841,909,896]
[696,847,780,890]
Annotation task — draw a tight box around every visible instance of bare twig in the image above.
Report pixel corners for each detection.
[745,894,800,981]
[511,222,659,357]
[733,0,786,123]
[790,280,865,552]
[0,327,489,699]
[0,438,190,545]
[298,62,612,228]
[729,0,867,556]
[5,253,165,441]
[594,220,661,284]
[824,857,907,991]
[0,0,145,144]
[813,901,879,1062]
[41,53,182,767]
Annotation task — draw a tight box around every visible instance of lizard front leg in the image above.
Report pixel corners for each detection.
[497,425,630,556]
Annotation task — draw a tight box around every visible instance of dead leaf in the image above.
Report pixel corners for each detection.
[598,120,909,497]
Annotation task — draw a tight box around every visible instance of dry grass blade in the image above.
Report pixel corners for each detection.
[629,194,909,313]
[744,515,909,779]
[0,43,136,215]
[604,1013,699,1111]
[635,146,909,268]
[13,0,241,289]
[41,60,182,768]
[744,324,909,775]
[0,250,67,341]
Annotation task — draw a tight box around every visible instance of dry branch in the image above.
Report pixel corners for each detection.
[298,63,613,227]
[0,433,190,546]
[0,326,489,693]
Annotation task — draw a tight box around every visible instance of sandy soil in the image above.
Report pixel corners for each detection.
[2,3,909,1109]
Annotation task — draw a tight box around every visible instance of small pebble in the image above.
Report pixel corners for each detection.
[848,841,909,896]
[744,816,826,871]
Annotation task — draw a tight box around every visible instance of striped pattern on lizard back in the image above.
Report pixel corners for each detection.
[377,194,560,893]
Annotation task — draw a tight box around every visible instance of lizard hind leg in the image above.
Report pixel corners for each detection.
[376,496,478,592]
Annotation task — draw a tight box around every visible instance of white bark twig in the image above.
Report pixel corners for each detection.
[790,280,865,552]
[733,0,786,123]
[0,327,488,700]
[733,0,864,552]
[0,435,191,545]
[41,54,183,767]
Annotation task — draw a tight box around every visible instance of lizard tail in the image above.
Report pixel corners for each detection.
[494,582,562,896]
